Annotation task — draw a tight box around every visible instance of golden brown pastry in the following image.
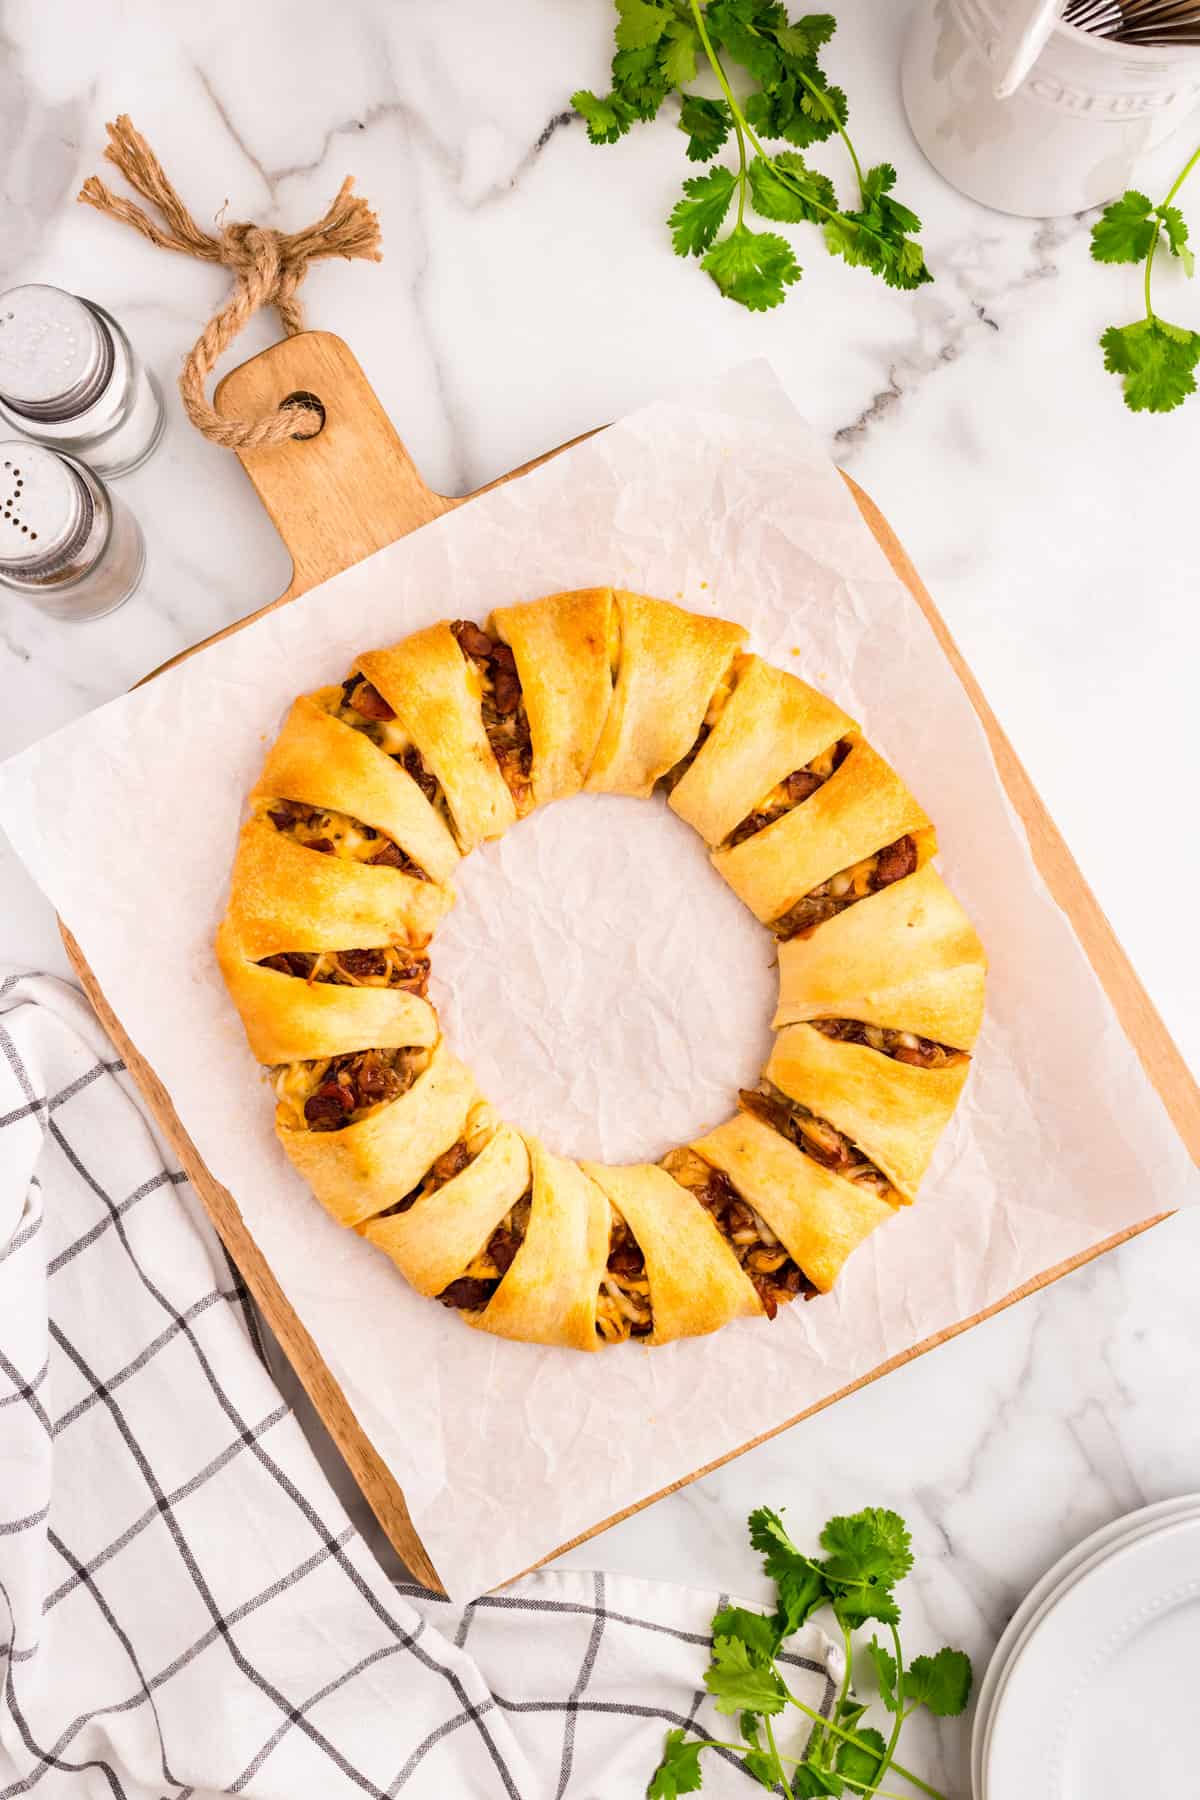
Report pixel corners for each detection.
[586,591,747,796]
[669,655,856,848]
[584,1162,763,1343]
[490,588,616,805]
[691,1112,899,1293]
[357,623,518,850]
[711,738,935,928]
[217,589,986,1350]
[773,863,986,1047]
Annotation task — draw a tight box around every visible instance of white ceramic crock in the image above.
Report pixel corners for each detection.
[901,0,1200,217]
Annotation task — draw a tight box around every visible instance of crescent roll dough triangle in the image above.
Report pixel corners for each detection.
[225,818,447,959]
[692,1112,898,1293]
[217,924,437,1065]
[357,623,517,851]
[490,588,616,805]
[711,739,934,925]
[669,656,856,847]
[277,1041,477,1230]
[253,695,461,887]
[585,592,747,797]
[363,1124,531,1298]
[583,1162,762,1344]
[474,1141,611,1350]
[765,1024,969,1204]
[773,864,986,1048]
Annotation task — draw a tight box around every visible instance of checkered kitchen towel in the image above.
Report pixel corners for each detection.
[0,970,835,1799]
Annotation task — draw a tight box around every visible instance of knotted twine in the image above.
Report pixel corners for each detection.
[78,115,382,449]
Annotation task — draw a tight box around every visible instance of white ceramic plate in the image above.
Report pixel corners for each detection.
[970,1496,1200,1796]
[983,1510,1200,1797]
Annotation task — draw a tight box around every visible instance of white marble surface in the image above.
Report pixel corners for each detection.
[2,0,1198,1789]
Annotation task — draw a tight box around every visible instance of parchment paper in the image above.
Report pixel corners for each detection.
[1,364,1195,1601]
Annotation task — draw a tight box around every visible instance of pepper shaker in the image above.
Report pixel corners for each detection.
[0,285,165,477]
[0,443,145,621]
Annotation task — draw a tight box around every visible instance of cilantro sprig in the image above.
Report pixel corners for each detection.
[647,1505,971,1799]
[573,2,931,312]
[1091,143,1200,413]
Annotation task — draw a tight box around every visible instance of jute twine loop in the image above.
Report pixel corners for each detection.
[78,115,382,450]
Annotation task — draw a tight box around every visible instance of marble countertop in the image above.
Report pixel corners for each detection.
[2,0,1198,1789]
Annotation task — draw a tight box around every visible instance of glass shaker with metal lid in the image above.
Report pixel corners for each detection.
[0,443,145,621]
[0,284,165,477]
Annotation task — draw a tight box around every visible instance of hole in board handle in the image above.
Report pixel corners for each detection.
[280,390,326,440]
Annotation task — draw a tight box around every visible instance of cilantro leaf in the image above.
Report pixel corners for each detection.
[668,166,737,257]
[749,151,836,223]
[1161,204,1195,277]
[648,1728,705,1797]
[678,94,733,162]
[832,1587,901,1632]
[571,88,637,145]
[774,14,837,57]
[702,223,801,308]
[615,0,670,50]
[711,1604,779,1662]
[1091,190,1158,264]
[611,46,672,120]
[1101,316,1200,411]
[863,1636,899,1713]
[750,1505,812,1579]
[748,1506,830,1633]
[661,18,700,85]
[791,1765,844,1797]
[704,1635,788,1716]
[776,1560,831,1638]
[838,1700,868,1734]
[836,1725,887,1786]
[708,0,787,84]
[903,1647,973,1717]
[819,1509,914,1588]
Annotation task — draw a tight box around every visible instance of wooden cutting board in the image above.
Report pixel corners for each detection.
[61,332,1198,1594]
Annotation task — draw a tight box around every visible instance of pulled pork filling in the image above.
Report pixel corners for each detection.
[334,675,455,833]
[810,1019,969,1070]
[724,737,853,849]
[450,620,534,812]
[661,1146,816,1319]
[263,795,427,880]
[738,1082,898,1204]
[437,1185,533,1314]
[658,658,742,796]
[596,1212,653,1343]
[257,946,430,997]
[770,832,918,941]
[275,1045,430,1133]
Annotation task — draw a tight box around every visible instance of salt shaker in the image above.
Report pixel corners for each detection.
[0,444,145,621]
[0,285,165,476]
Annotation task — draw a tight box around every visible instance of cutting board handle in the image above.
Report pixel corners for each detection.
[215,332,456,600]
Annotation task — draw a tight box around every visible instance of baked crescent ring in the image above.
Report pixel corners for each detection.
[218,588,986,1350]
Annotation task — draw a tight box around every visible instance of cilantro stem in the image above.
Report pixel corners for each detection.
[779,1686,947,1800]
[1145,140,1200,320]
[687,0,750,224]
[685,0,885,250]
[789,59,865,197]
[862,1624,908,1800]
[763,1711,788,1790]
[1163,139,1200,211]
[673,1732,915,1798]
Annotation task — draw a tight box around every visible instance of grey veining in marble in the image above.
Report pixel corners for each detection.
[2,2,1198,1790]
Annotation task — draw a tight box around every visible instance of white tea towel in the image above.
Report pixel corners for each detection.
[0,970,833,1798]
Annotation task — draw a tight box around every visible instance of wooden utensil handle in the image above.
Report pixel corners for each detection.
[215,333,456,599]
